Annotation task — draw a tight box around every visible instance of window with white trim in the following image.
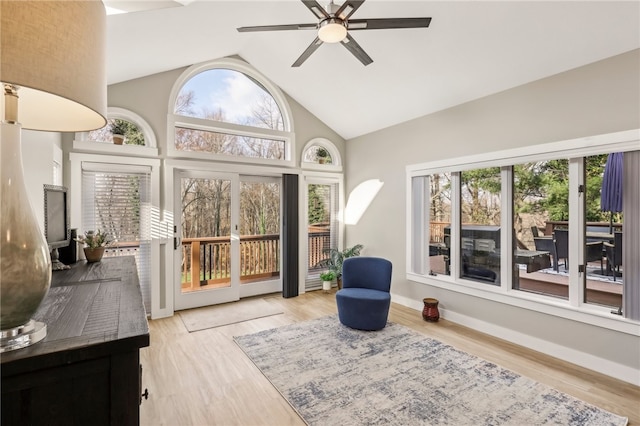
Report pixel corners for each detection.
[73,107,159,158]
[301,138,343,172]
[168,59,294,166]
[82,163,152,312]
[89,118,145,146]
[76,107,157,148]
[407,130,640,327]
[305,177,341,290]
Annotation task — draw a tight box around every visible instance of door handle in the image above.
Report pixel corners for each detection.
[173,225,181,250]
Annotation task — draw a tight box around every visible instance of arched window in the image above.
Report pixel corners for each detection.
[168,58,294,165]
[88,118,145,146]
[176,69,284,131]
[74,107,158,155]
[301,138,342,171]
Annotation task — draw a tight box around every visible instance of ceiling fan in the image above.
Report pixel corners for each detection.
[237,0,431,67]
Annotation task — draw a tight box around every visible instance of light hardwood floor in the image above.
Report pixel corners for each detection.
[140,290,640,425]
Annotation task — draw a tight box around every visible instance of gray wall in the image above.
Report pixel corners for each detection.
[104,62,345,162]
[345,50,640,374]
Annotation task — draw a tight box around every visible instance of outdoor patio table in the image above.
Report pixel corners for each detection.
[515,250,552,273]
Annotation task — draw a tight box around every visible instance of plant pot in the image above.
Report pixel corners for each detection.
[322,280,332,292]
[84,247,105,263]
[112,134,125,145]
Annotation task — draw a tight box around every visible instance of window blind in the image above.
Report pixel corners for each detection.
[82,163,152,312]
[305,181,340,290]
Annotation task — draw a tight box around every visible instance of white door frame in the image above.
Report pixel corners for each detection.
[174,169,240,310]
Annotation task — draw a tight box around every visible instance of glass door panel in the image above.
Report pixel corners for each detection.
[175,172,239,310]
[239,177,281,293]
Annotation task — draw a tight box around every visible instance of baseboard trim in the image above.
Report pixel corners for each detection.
[392,293,640,386]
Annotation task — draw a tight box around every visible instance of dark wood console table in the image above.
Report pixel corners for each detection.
[1,256,150,425]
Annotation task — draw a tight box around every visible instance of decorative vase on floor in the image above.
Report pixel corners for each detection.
[422,298,440,322]
[84,247,105,263]
[322,280,332,292]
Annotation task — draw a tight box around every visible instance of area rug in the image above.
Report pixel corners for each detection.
[179,298,283,332]
[234,315,627,426]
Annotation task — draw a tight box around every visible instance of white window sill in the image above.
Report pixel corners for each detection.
[73,140,159,158]
[407,272,640,336]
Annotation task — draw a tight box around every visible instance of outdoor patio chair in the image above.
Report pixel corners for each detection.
[553,229,569,271]
[533,236,556,270]
[531,226,541,238]
[336,257,392,331]
[604,232,622,281]
[554,229,603,273]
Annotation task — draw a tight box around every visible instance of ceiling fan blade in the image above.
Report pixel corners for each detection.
[347,17,431,30]
[237,23,317,32]
[334,0,365,20]
[292,37,324,67]
[340,33,373,66]
[301,0,329,20]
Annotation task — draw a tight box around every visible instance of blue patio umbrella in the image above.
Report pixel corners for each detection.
[600,152,623,233]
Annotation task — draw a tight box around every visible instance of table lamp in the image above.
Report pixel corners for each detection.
[1,1,107,352]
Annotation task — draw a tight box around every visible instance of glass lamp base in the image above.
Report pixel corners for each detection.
[0,320,47,353]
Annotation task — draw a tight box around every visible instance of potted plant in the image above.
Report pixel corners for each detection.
[109,120,127,145]
[316,147,329,164]
[75,229,113,263]
[319,270,336,292]
[318,244,363,289]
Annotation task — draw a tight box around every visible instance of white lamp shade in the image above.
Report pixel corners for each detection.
[1,1,107,131]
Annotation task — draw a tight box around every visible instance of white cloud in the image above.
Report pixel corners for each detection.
[209,71,264,124]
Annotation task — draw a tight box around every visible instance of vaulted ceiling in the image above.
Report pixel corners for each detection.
[105,1,640,139]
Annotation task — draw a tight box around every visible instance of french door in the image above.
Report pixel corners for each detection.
[174,170,282,310]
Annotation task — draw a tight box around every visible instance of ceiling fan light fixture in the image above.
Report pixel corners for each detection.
[318,18,347,43]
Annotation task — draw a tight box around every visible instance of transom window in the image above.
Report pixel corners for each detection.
[168,59,294,165]
[89,118,146,146]
[301,138,342,171]
[175,69,284,131]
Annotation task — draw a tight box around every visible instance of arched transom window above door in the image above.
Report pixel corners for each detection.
[73,107,158,157]
[302,138,342,172]
[168,58,295,166]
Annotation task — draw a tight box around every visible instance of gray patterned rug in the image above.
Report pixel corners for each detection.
[234,315,627,426]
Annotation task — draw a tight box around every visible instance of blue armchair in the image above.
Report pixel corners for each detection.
[336,257,392,331]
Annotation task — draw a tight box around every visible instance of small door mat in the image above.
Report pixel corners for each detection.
[179,298,284,332]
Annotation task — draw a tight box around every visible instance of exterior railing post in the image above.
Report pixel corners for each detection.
[190,241,200,290]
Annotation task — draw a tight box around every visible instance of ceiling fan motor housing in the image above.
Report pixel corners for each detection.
[318,17,347,43]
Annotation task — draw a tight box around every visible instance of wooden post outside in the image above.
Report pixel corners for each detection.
[190,241,200,290]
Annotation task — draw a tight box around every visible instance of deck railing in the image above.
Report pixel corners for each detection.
[429,221,449,244]
[181,231,331,288]
[104,227,444,289]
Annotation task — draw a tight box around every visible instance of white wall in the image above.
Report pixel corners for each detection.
[22,129,60,233]
[345,49,640,381]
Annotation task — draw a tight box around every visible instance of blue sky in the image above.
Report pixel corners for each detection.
[179,69,269,124]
